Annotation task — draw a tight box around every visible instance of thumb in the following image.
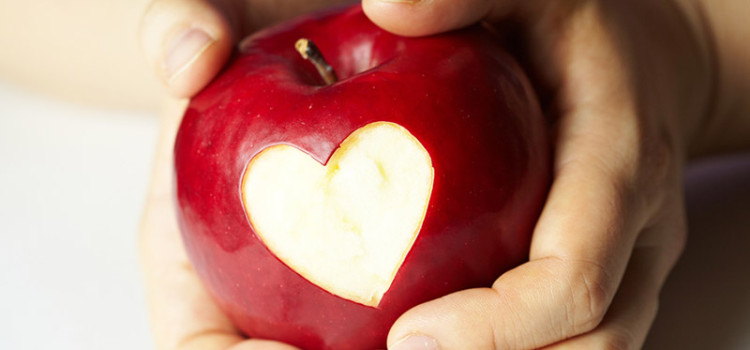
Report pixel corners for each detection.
[362,0,519,36]
[139,0,234,97]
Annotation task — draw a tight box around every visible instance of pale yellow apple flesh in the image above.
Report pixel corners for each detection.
[242,122,434,307]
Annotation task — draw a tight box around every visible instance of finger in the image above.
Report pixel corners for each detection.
[139,99,298,350]
[139,0,235,97]
[362,0,523,36]
[543,199,687,350]
[387,123,682,350]
[540,249,662,350]
[387,8,664,349]
[387,113,646,349]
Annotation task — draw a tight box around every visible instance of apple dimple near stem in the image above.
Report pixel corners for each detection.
[295,38,338,85]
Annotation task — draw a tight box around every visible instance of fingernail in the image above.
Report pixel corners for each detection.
[164,27,214,81]
[390,334,439,350]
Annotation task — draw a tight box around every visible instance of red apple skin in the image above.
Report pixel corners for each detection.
[174,4,550,350]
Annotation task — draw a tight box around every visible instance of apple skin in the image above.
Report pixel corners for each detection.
[174,4,550,350]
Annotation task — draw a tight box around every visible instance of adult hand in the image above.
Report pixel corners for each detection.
[140,100,305,350]
[139,0,350,97]
[138,2,349,350]
[139,0,720,349]
[362,0,715,349]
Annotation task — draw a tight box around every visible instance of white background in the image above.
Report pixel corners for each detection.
[0,80,156,350]
[0,77,749,349]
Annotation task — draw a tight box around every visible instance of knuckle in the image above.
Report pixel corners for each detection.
[566,259,613,334]
[635,130,680,209]
[645,135,677,183]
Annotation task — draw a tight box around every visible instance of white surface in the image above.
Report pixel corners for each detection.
[0,80,157,350]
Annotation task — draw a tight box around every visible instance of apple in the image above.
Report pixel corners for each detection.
[174,4,550,350]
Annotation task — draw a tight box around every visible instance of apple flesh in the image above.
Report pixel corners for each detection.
[244,121,434,307]
[175,4,550,350]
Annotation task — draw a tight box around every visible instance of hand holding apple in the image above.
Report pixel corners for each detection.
[364,0,713,349]
[139,0,723,349]
[174,5,549,349]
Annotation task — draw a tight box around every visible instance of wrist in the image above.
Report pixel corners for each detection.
[670,0,720,158]
[686,0,750,157]
[592,0,715,161]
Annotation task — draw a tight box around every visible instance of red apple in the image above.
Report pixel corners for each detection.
[174,4,550,350]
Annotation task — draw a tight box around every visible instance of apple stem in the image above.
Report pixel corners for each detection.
[295,38,338,85]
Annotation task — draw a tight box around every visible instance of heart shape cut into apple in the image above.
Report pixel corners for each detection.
[242,122,434,307]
